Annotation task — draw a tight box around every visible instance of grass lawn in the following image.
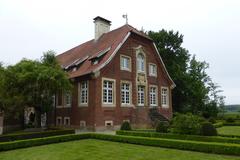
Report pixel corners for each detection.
[217,126,240,136]
[0,139,239,160]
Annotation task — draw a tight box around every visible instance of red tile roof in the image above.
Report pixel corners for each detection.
[56,24,175,88]
[57,24,147,78]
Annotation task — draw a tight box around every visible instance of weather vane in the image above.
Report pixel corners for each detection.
[122,14,128,24]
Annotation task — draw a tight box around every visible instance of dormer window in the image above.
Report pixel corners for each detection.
[137,53,145,72]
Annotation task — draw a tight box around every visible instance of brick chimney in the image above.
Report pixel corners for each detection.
[94,16,111,40]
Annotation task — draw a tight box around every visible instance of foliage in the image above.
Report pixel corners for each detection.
[0,129,75,142]
[1,133,240,156]
[200,122,217,136]
[213,122,224,128]
[120,121,132,131]
[170,113,203,135]
[208,117,216,124]
[226,117,235,123]
[0,139,238,160]
[148,30,225,116]
[217,126,240,137]
[0,51,72,126]
[156,121,169,133]
[116,130,240,144]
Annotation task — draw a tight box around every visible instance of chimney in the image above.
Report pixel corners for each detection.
[93,16,111,40]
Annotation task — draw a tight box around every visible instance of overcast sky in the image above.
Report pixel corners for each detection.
[0,0,239,104]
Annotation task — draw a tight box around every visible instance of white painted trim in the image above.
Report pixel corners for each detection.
[78,81,89,107]
[102,77,116,107]
[153,43,176,89]
[105,120,113,126]
[161,86,169,108]
[93,32,131,73]
[149,63,157,77]
[120,54,132,72]
[149,84,158,107]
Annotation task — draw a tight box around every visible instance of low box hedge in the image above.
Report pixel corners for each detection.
[0,129,75,142]
[116,130,240,144]
[213,122,224,128]
[0,133,240,156]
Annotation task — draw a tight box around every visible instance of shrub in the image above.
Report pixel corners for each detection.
[213,122,223,128]
[170,113,202,135]
[156,121,169,133]
[200,122,217,136]
[226,117,235,123]
[0,129,75,142]
[120,121,131,131]
[208,117,216,124]
[116,130,240,144]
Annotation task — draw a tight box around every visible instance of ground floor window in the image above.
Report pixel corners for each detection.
[161,87,169,108]
[56,117,62,125]
[150,86,158,106]
[121,82,131,105]
[137,86,145,106]
[64,117,70,126]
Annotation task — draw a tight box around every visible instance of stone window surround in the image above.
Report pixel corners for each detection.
[102,77,116,107]
[120,54,132,72]
[56,116,62,126]
[149,63,157,77]
[161,86,169,108]
[78,81,89,107]
[64,117,70,126]
[149,85,158,107]
[120,80,134,107]
[56,91,72,108]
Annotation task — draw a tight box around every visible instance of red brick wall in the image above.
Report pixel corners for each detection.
[55,33,173,130]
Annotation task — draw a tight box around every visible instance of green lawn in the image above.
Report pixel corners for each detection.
[217,126,240,136]
[0,139,239,160]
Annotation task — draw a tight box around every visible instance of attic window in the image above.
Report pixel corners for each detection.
[64,55,89,70]
[89,47,111,65]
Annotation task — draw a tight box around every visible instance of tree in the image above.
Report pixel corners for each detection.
[148,30,225,116]
[0,51,72,127]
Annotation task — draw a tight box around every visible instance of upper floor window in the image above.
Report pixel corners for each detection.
[161,87,169,108]
[137,53,145,72]
[120,55,131,71]
[150,86,158,106]
[79,81,88,105]
[102,79,115,105]
[149,63,157,77]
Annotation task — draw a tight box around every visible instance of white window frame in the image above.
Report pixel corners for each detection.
[105,120,113,127]
[102,78,116,107]
[137,53,145,73]
[120,55,131,71]
[56,117,62,126]
[161,87,169,108]
[149,63,157,77]
[64,117,70,126]
[137,85,145,106]
[149,85,158,107]
[79,81,88,106]
[65,92,71,107]
[121,81,132,107]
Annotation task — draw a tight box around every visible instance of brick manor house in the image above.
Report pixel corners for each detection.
[53,16,175,131]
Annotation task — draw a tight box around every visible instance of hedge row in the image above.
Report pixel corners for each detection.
[0,129,75,142]
[223,122,240,126]
[218,134,240,139]
[1,133,240,155]
[213,122,224,128]
[116,130,240,144]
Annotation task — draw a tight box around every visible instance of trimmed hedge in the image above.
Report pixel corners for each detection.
[0,133,240,155]
[0,129,75,142]
[116,130,240,144]
[213,122,224,128]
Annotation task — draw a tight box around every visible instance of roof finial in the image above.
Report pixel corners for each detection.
[122,14,128,24]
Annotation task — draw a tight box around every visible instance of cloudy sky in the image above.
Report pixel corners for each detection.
[0,0,239,104]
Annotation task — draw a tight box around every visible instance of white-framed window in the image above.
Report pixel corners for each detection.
[65,92,71,107]
[150,86,158,106]
[64,117,70,126]
[161,87,169,108]
[137,53,145,72]
[102,78,115,105]
[80,120,86,127]
[121,82,131,105]
[149,63,157,77]
[105,120,113,127]
[56,117,62,126]
[120,55,131,71]
[137,86,145,106]
[79,81,88,106]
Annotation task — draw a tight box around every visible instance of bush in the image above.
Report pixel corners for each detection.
[120,121,131,131]
[0,129,75,142]
[213,122,223,128]
[156,121,169,133]
[226,117,235,123]
[116,130,240,144]
[170,113,202,135]
[208,117,216,124]
[200,122,217,136]
[93,133,240,156]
